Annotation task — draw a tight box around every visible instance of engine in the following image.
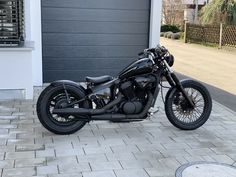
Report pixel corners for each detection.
[119,76,155,114]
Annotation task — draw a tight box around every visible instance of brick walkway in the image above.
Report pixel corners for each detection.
[0,87,236,177]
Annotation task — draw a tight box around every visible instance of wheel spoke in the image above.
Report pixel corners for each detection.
[171,87,205,124]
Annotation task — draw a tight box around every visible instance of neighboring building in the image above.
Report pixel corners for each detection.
[183,0,210,23]
[0,0,162,99]
[162,0,210,26]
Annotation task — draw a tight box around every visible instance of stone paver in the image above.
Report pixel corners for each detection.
[0,87,235,177]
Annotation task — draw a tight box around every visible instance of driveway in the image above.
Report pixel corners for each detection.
[0,88,236,177]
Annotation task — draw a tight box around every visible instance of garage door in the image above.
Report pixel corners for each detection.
[42,0,151,82]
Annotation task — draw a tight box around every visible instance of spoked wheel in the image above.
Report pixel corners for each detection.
[165,80,212,130]
[37,85,91,135]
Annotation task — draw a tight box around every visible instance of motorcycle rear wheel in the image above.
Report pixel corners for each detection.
[37,85,91,135]
[165,80,212,130]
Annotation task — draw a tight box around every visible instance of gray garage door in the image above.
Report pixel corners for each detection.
[42,0,150,82]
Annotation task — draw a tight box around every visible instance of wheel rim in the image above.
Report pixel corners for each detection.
[171,87,205,124]
[46,89,83,126]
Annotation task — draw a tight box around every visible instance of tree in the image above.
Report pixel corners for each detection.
[200,0,236,25]
[162,0,185,25]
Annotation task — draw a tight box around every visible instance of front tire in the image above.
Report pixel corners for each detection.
[37,85,91,135]
[165,80,212,130]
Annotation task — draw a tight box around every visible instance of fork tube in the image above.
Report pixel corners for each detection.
[171,73,195,108]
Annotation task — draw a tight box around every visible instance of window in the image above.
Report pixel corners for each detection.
[0,0,24,46]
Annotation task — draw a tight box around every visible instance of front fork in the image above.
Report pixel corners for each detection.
[164,61,195,108]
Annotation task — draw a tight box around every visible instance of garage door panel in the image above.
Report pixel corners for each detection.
[42,8,150,22]
[43,45,146,58]
[43,34,148,46]
[42,21,149,34]
[44,70,121,81]
[42,0,150,10]
[42,0,150,82]
[43,58,133,70]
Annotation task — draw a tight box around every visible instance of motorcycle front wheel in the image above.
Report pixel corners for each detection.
[37,85,91,135]
[165,80,212,130]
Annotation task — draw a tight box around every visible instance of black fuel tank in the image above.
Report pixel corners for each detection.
[119,58,153,79]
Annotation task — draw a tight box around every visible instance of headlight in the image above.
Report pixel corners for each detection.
[165,55,174,67]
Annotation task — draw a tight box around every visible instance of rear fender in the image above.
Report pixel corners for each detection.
[50,80,88,95]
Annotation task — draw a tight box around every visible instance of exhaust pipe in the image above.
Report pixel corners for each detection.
[52,93,123,115]
[90,92,153,120]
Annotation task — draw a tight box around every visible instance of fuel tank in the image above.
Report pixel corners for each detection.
[119,58,153,79]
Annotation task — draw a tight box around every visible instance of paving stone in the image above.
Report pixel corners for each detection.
[58,163,91,174]
[37,165,58,175]
[106,152,136,161]
[7,138,34,145]
[134,151,164,161]
[161,142,190,150]
[0,124,17,129]
[84,146,112,155]
[16,144,45,152]
[119,160,152,169]
[2,167,36,177]
[98,139,126,146]
[115,169,149,177]
[0,115,18,120]
[15,158,46,167]
[55,147,84,157]
[90,161,122,171]
[159,149,190,158]
[137,143,165,152]
[82,170,116,177]
[35,137,53,144]
[0,139,6,146]
[111,145,140,153]
[6,151,35,160]
[0,129,9,134]
[0,160,14,168]
[77,154,107,163]
[187,141,215,149]
[210,154,235,164]
[36,149,55,158]
[211,146,236,155]
[47,156,78,166]
[48,174,83,177]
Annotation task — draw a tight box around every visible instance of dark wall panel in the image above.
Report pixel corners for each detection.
[42,0,150,82]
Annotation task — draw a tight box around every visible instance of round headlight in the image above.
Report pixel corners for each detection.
[165,55,174,67]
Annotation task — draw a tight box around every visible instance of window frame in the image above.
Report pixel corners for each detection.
[0,0,24,47]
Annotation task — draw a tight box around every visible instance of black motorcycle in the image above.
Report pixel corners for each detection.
[37,46,212,135]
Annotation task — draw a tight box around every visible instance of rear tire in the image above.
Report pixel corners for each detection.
[165,80,212,130]
[37,85,91,135]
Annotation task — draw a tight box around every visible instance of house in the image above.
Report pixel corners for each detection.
[0,0,162,99]
[183,0,209,23]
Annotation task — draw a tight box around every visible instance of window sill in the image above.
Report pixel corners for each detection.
[0,41,34,52]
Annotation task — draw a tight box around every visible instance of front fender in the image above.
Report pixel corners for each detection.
[50,80,88,95]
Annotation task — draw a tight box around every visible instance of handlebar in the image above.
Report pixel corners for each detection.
[138,46,169,60]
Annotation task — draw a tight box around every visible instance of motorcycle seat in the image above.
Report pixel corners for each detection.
[85,75,113,84]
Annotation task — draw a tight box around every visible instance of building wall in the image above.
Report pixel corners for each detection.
[0,0,162,99]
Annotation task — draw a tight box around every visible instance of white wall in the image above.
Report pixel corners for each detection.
[25,0,43,86]
[149,0,162,47]
[0,48,33,99]
[0,0,42,100]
